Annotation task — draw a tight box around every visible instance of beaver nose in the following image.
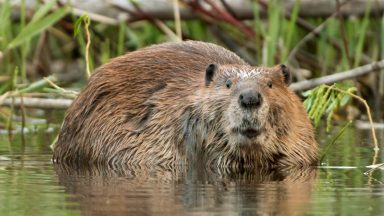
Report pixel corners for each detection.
[239,90,262,109]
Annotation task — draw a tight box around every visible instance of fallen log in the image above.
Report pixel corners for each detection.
[290,59,384,91]
[1,59,384,109]
[7,0,384,23]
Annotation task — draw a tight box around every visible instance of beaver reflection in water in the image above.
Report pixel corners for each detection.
[53,41,318,168]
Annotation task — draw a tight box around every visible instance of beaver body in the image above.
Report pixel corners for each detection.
[53,41,318,168]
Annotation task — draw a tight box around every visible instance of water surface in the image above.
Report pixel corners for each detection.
[0,125,383,216]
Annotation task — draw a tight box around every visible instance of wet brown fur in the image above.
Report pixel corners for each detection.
[53,41,318,168]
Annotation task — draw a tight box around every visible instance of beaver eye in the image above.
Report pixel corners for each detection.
[267,81,273,88]
[225,80,232,89]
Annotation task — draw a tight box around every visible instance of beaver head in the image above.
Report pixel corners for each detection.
[192,63,308,166]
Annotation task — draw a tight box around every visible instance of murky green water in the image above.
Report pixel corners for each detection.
[0,123,383,216]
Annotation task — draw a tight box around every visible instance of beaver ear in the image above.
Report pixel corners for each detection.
[205,64,217,86]
[280,64,291,85]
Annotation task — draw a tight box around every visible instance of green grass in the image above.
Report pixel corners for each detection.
[0,1,382,134]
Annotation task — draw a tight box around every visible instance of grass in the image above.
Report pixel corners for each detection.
[0,1,382,154]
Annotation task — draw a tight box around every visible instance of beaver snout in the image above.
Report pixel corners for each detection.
[239,89,262,109]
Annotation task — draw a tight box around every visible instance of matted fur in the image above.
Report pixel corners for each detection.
[53,41,318,168]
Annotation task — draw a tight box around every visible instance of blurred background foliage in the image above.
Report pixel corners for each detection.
[0,0,383,133]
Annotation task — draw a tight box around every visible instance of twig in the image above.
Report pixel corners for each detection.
[184,0,256,38]
[72,8,119,25]
[81,0,384,20]
[0,97,73,109]
[0,92,10,105]
[366,150,380,185]
[172,0,182,40]
[6,96,14,156]
[290,59,384,91]
[43,77,79,98]
[84,17,91,78]
[113,3,180,41]
[364,163,384,175]
[19,93,26,149]
[153,19,180,41]
[204,0,255,38]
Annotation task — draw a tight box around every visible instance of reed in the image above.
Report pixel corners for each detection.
[0,1,382,147]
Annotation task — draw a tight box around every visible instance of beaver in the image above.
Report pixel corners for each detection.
[53,41,318,168]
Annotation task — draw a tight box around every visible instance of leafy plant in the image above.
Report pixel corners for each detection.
[0,0,69,91]
[304,84,378,151]
[6,2,69,50]
[303,84,355,131]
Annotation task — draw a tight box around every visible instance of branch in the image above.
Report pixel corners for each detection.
[290,59,384,91]
[94,0,384,20]
[2,60,384,109]
[0,97,72,109]
[12,0,384,22]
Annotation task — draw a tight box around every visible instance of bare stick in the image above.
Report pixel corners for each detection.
[173,0,182,40]
[153,19,180,41]
[0,97,72,109]
[3,59,383,110]
[43,77,79,98]
[55,0,384,20]
[113,3,180,41]
[84,17,91,78]
[72,8,119,25]
[364,163,384,175]
[290,59,384,91]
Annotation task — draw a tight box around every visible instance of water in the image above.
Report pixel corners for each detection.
[0,124,383,216]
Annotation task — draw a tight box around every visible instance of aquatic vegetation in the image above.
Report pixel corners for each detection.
[0,1,382,158]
